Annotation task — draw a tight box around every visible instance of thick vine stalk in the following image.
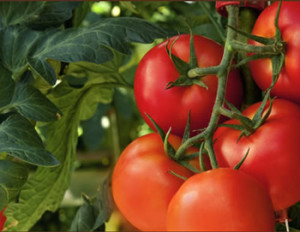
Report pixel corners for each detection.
[175,5,240,169]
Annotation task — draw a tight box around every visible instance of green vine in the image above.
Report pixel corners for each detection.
[176,2,284,170]
[175,5,240,169]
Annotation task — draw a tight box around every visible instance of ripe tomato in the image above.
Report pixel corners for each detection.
[0,208,6,232]
[134,34,243,137]
[167,168,275,231]
[112,133,199,231]
[213,99,300,211]
[249,1,300,104]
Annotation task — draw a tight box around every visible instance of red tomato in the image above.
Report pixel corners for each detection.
[134,34,243,137]
[213,99,300,211]
[112,133,199,231]
[167,168,275,231]
[249,1,300,104]
[0,208,6,232]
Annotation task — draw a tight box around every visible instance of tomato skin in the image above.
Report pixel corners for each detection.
[249,1,300,104]
[0,208,6,232]
[134,34,243,137]
[112,133,198,231]
[214,99,300,211]
[167,168,275,231]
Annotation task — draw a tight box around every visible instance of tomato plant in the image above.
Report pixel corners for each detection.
[1,1,300,232]
[214,99,300,211]
[112,133,200,231]
[249,1,300,104]
[134,34,243,137]
[167,168,275,231]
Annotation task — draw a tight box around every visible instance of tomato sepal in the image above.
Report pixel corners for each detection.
[145,113,176,158]
[219,90,273,139]
[165,34,208,89]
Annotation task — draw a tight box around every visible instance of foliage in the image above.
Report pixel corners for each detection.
[0,1,299,232]
[0,1,177,230]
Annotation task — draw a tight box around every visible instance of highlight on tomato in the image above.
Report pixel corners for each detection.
[134,34,243,137]
[166,168,275,231]
[111,133,200,231]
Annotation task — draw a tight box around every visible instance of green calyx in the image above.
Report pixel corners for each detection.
[165,33,208,90]
[145,113,200,174]
[219,89,273,140]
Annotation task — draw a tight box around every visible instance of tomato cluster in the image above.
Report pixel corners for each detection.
[112,1,300,231]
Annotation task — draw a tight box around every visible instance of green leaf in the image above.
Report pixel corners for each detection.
[25,2,81,30]
[0,66,14,108]
[0,160,29,207]
[70,196,101,232]
[0,114,59,167]
[0,2,79,29]
[80,86,114,122]
[0,26,39,80]
[29,17,168,85]
[70,178,112,232]
[0,2,45,27]
[1,15,168,85]
[66,50,126,86]
[4,57,116,231]
[10,83,61,122]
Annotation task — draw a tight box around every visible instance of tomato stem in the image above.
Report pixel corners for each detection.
[230,41,281,54]
[187,65,220,78]
[236,8,261,106]
[176,5,240,169]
